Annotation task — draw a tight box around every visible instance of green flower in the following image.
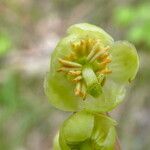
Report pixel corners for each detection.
[53,111,117,150]
[44,23,139,112]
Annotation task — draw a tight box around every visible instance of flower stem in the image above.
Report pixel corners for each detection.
[115,135,121,150]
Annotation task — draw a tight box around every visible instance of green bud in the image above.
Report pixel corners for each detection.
[57,111,117,150]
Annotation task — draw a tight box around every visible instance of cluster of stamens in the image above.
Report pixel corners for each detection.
[58,38,112,100]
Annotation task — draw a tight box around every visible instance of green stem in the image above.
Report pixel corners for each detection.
[82,67,102,97]
[115,135,121,150]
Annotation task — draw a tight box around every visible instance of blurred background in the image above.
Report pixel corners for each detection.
[0,0,150,150]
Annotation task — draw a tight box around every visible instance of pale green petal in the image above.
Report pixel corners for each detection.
[109,41,139,83]
[80,80,126,112]
[50,34,80,73]
[59,113,116,150]
[102,80,126,110]
[45,70,125,113]
[59,129,70,150]
[80,140,93,150]
[44,73,79,111]
[44,34,82,111]
[67,23,114,46]
[45,71,125,113]
[101,127,116,150]
[91,114,117,150]
[61,111,94,144]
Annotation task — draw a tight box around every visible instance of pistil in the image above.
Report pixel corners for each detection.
[82,67,102,97]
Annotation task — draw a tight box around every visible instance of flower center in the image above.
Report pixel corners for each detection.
[58,38,112,100]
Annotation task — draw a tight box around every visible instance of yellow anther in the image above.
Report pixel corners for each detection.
[68,70,81,76]
[98,58,111,67]
[80,40,86,55]
[57,67,69,72]
[81,40,84,45]
[98,53,109,60]
[104,46,110,51]
[66,52,77,61]
[87,39,93,48]
[90,46,110,62]
[100,69,112,74]
[71,42,80,53]
[80,83,87,100]
[72,75,82,82]
[58,67,81,72]
[58,58,82,68]
[87,42,100,61]
[74,82,81,96]
[104,58,111,63]
[71,43,76,48]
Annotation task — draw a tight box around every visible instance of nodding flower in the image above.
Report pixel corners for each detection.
[44,23,139,112]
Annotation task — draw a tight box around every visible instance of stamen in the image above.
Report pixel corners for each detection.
[57,67,81,72]
[90,46,110,62]
[80,83,87,100]
[66,52,77,61]
[98,58,111,67]
[71,42,80,52]
[74,82,81,96]
[87,42,100,61]
[71,43,77,49]
[68,70,81,76]
[98,53,109,60]
[81,40,86,55]
[99,69,112,74]
[58,58,82,68]
[86,39,93,50]
[72,75,82,82]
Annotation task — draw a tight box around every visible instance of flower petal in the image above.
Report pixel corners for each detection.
[80,80,126,112]
[91,114,117,150]
[44,34,82,111]
[59,111,94,149]
[59,112,116,150]
[60,111,94,144]
[67,23,114,46]
[44,73,79,111]
[109,41,139,83]
[102,127,116,150]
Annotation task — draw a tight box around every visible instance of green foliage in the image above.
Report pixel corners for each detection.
[0,33,11,56]
[0,72,52,150]
[114,3,150,47]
